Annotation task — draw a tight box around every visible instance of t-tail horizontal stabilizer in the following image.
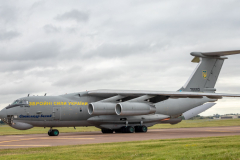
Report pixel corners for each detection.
[182,103,216,120]
[191,50,240,59]
[181,50,240,92]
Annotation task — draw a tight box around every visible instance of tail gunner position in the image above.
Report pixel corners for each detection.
[1,50,240,136]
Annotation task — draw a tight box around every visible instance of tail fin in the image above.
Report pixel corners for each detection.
[179,50,240,93]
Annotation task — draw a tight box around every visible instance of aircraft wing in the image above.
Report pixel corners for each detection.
[88,89,240,99]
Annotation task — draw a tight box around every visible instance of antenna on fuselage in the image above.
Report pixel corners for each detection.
[44,93,47,96]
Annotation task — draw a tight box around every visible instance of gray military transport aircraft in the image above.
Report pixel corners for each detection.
[0,50,240,136]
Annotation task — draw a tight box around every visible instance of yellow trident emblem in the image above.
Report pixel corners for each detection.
[202,70,207,79]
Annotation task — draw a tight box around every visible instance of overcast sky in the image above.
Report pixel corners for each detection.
[0,0,240,116]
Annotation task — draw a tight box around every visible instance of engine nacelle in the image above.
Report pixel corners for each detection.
[88,102,116,115]
[115,102,156,116]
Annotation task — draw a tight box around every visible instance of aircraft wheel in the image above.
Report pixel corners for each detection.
[48,130,51,136]
[135,126,147,133]
[134,126,140,132]
[101,129,113,134]
[114,129,122,133]
[126,126,135,133]
[121,127,126,133]
[121,126,135,133]
[52,129,59,136]
[140,125,147,132]
[48,129,59,136]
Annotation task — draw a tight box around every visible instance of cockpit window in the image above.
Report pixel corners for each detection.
[12,100,19,105]
[7,99,29,109]
[11,99,28,105]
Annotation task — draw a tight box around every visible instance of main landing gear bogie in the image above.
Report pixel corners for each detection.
[135,125,148,133]
[101,128,114,133]
[121,126,135,133]
[101,125,148,134]
[48,129,59,136]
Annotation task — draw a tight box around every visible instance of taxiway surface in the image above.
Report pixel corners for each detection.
[0,126,239,149]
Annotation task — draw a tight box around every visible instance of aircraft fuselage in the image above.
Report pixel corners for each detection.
[0,91,214,131]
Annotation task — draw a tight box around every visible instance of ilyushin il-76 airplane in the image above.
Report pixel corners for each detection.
[0,50,240,136]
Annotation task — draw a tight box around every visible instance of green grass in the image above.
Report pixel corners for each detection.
[0,135,240,159]
[151,118,240,129]
[0,119,239,136]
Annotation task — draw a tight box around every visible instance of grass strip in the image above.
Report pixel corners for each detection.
[0,135,240,159]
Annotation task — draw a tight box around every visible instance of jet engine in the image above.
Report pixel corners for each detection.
[115,102,156,116]
[88,102,116,115]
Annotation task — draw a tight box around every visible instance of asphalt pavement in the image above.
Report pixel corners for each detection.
[0,126,240,149]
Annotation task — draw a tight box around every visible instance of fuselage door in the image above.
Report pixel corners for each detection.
[53,107,61,121]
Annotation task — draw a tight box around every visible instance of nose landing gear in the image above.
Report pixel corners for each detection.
[48,129,59,136]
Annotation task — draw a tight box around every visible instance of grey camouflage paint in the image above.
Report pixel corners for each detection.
[0,50,240,131]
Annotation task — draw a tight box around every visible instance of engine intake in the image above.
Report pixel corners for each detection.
[115,102,156,116]
[88,102,116,115]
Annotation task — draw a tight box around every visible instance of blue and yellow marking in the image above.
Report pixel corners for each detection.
[202,70,207,79]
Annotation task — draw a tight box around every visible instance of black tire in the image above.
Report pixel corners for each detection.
[48,129,59,136]
[126,126,135,133]
[101,129,113,134]
[135,126,140,132]
[140,125,148,133]
[52,129,59,136]
[114,129,122,133]
[135,126,148,133]
[121,127,127,133]
[121,126,135,133]
[48,130,51,136]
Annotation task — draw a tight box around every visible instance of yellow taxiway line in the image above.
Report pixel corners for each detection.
[40,138,94,139]
[205,130,235,133]
[0,137,94,144]
[4,136,24,137]
[0,145,51,147]
[0,138,36,144]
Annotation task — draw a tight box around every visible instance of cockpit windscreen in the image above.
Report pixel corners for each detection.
[6,99,29,109]
[11,100,29,105]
